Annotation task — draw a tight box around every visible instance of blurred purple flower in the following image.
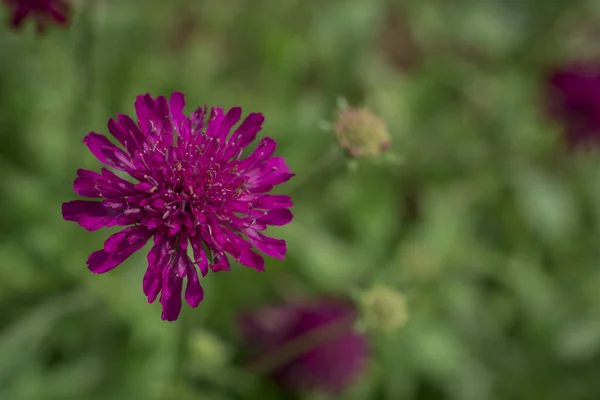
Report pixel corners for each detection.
[62,92,294,321]
[239,298,368,394]
[546,63,600,148]
[2,0,70,32]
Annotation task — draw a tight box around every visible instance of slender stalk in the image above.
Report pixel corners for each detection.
[174,307,189,383]
[245,314,355,374]
[66,0,96,170]
[286,146,344,196]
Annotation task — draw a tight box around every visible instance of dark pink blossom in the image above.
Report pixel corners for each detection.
[62,92,294,321]
[239,299,368,394]
[546,63,600,148]
[2,0,70,32]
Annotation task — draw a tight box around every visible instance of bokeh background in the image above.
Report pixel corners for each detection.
[2,0,600,399]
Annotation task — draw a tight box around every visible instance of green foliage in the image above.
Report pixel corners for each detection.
[1,0,600,399]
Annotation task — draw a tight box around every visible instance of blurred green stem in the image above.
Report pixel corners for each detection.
[245,313,354,374]
[287,146,344,196]
[174,308,190,383]
[67,0,96,171]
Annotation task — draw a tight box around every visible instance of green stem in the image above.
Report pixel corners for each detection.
[245,313,355,374]
[67,0,96,171]
[174,307,190,383]
[286,146,344,196]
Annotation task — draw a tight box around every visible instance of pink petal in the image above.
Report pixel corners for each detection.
[218,107,242,141]
[154,95,173,147]
[82,132,134,171]
[184,261,204,308]
[117,114,145,148]
[87,227,152,274]
[238,249,265,271]
[245,230,287,260]
[237,137,277,168]
[62,200,117,231]
[134,94,157,136]
[48,5,68,24]
[11,4,29,27]
[210,252,231,272]
[204,107,225,139]
[142,265,161,303]
[225,112,264,158]
[107,118,139,154]
[169,92,188,138]
[190,240,209,277]
[246,157,294,191]
[254,194,294,210]
[73,169,102,198]
[160,272,183,321]
[257,209,293,226]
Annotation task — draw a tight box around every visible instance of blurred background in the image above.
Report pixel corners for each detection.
[2,0,600,399]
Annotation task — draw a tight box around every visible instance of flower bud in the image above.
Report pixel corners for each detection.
[333,108,390,158]
[360,285,408,332]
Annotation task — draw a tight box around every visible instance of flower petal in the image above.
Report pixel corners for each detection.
[135,94,156,135]
[256,209,293,226]
[210,251,231,272]
[87,227,152,274]
[190,239,209,277]
[118,114,145,149]
[238,249,265,271]
[184,260,204,308]
[238,137,277,168]
[225,112,264,158]
[62,200,117,231]
[160,271,183,321]
[107,117,141,154]
[155,95,173,147]
[143,264,162,304]
[73,169,102,198]
[245,229,287,260]
[11,4,29,27]
[205,107,225,138]
[144,235,171,303]
[246,157,294,191]
[254,194,294,210]
[169,92,189,138]
[83,132,134,171]
[219,107,242,141]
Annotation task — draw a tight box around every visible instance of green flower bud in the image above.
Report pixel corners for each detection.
[333,108,391,158]
[360,285,408,333]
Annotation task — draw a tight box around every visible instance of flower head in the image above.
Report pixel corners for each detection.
[333,107,390,158]
[62,92,294,321]
[546,63,600,148]
[239,298,368,394]
[2,0,70,32]
[360,285,408,333]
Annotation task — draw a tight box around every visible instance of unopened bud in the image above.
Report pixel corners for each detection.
[360,285,408,332]
[333,108,391,158]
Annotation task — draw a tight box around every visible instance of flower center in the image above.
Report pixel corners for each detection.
[128,143,248,236]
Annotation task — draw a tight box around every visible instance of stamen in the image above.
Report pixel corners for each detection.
[124,208,141,215]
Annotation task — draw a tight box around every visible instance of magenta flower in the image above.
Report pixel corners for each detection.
[239,298,368,394]
[546,63,600,148]
[2,0,70,32]
[62,92,294,321]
